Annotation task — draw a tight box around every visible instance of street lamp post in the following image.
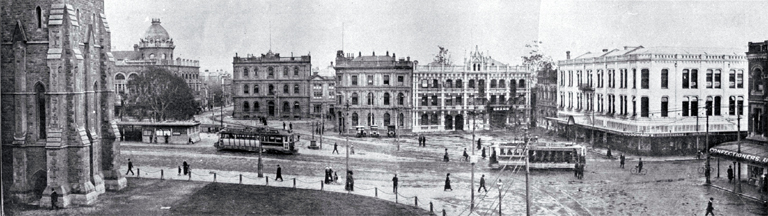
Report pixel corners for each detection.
[345,100,351,183]
[730,96,742,193]
[706,102,711,185]
[497,179,503,216]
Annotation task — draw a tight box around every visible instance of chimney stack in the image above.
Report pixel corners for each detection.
[602,49,608,52]
[386,51,389,56]
[566,51,570,60]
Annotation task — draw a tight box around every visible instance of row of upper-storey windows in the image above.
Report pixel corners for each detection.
[242,83,304,96]
[343,92,406,106]
[560,68,745,90]
[238,65,306,79]
[343,74,406,86]
[419,79,526,89]
[312,83,336,98]
[559,92,745,118]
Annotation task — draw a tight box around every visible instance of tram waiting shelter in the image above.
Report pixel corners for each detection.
[117,121,202,144]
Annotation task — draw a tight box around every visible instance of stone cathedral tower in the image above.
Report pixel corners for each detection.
[0,0,126,208]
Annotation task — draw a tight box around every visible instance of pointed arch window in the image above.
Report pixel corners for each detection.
[36,6,43,28]
[36,83,46,139]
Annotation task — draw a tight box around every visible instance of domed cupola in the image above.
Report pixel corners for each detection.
[143,18,171,41]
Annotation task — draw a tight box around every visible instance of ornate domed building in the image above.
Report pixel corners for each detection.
[112,19,205,117]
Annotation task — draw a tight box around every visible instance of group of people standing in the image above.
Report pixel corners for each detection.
[324,167,338,184]
[574,162,585,179]
[418,134,427,147]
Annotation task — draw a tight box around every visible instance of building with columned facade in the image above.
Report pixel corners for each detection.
[334,50,413,133]
[412,47,533,132]
[232,50,312,119]
[112,19,204,116]
[1,1,126,208]
[554,46,748,156]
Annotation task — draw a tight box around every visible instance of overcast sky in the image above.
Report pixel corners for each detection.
[105,0,768,75]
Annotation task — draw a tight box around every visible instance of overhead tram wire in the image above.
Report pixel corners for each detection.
[457,147,529,216]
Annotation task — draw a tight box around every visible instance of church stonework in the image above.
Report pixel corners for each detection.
[1,1,126,208]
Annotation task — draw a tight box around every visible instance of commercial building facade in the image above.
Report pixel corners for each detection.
[534,68,558,130]
[335,50,413,133]
[412,47,533,132]
[309,71,336,118]
[554,46,748,156]
[1,1,126,207]
[232,50,311,119]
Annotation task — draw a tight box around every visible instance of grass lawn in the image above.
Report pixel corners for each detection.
[170,182,431,215]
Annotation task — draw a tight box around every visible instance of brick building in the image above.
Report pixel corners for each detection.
[0,1,126,208]
[309,67,336,118]
[232,50,311,119]
[554,46,748,156]
[412,47,533,132]
[112,19,204,117]
[335,50,413,133]
[534,68,558,130]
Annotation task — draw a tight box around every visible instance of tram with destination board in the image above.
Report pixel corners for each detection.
[215,126,299,154]
[492,141,586,169]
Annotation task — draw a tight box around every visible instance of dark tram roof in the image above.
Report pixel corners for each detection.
[221,125,292,136]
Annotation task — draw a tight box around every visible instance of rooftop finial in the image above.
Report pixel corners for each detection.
[152,18,161,24]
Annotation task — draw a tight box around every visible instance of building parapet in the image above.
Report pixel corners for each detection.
[414,64,528,73]
[233,53,310,63]
[116,58,199,67]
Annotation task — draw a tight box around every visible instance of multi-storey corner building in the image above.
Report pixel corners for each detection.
[412,48,533,132]
[232,50,311,119]
[534,68,558,129]
[309,68,336,118]
[1,1,126,207]
[554,46,748,156]
[112,19,204,115]
[334,50,413,133]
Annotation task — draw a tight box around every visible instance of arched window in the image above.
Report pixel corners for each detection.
[432,79,439,88]
[36,6,43,28]
[243,84,249,94]
[368,113,375,126]
[420,113,429,125]
[115,74,126,93]
[469,79,475,88]
[384,93,390,105]
[368,92,374,105]
[445,79,453,88]
[398,93,405,105]
[268,67,275,78]
[499,79,506,88]
[490,79,497,88]
[162,53,167,59]
[430,113,439,125]
[254,102,260,112]
[283,101,291,113]
[398,113,404,126]
[243,101,250,112]
[294,102,301,113]
[456,79,463,88]
[149,53,155,59]
[243,67,249,77]
[384,113,391,126]
[352,93,359,105]
[254,67,258,77]
[754,69,764,93]
[36,83,46,139]
[519,79,526,88]
[254,85,259,94]
[283,84,289,94]
[352,112,359,126]
[294,84,300,94]
[283,66,289,77]
[294,66,300,76]
[268,84,275,95]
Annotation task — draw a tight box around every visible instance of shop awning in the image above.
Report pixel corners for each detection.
[710,140,768,166]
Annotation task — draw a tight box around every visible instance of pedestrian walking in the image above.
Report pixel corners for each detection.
[606,148,612,158]
[188,138,193,144]
[423,136,427,147]
[482,147,487,159]
[574,162,579,178]
[183,161,189,175]
[289,123,293,130]
[443,148,450,162]
[463,148,469,162]
[333,143,339,154]
[638,158,643,173]
[126,159,135,175]
[477,138,482,150]
[478,174,487,192]
[444,173,452,191]
[50,189,58,210]
[418,135,422,146]
[705,197,715,216]
[275,165,284,181]
[350,144,355,154]
[727,165,734,183]
[324,167,331,184]
[619,154,625,169]
[283,122,286,130]
[178,166,181,176]
[334,171,339,182]
[392,174,399,194]
[345,170,355,192]
[579,163,584,179]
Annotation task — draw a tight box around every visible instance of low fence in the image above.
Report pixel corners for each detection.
[125,166,453,215]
